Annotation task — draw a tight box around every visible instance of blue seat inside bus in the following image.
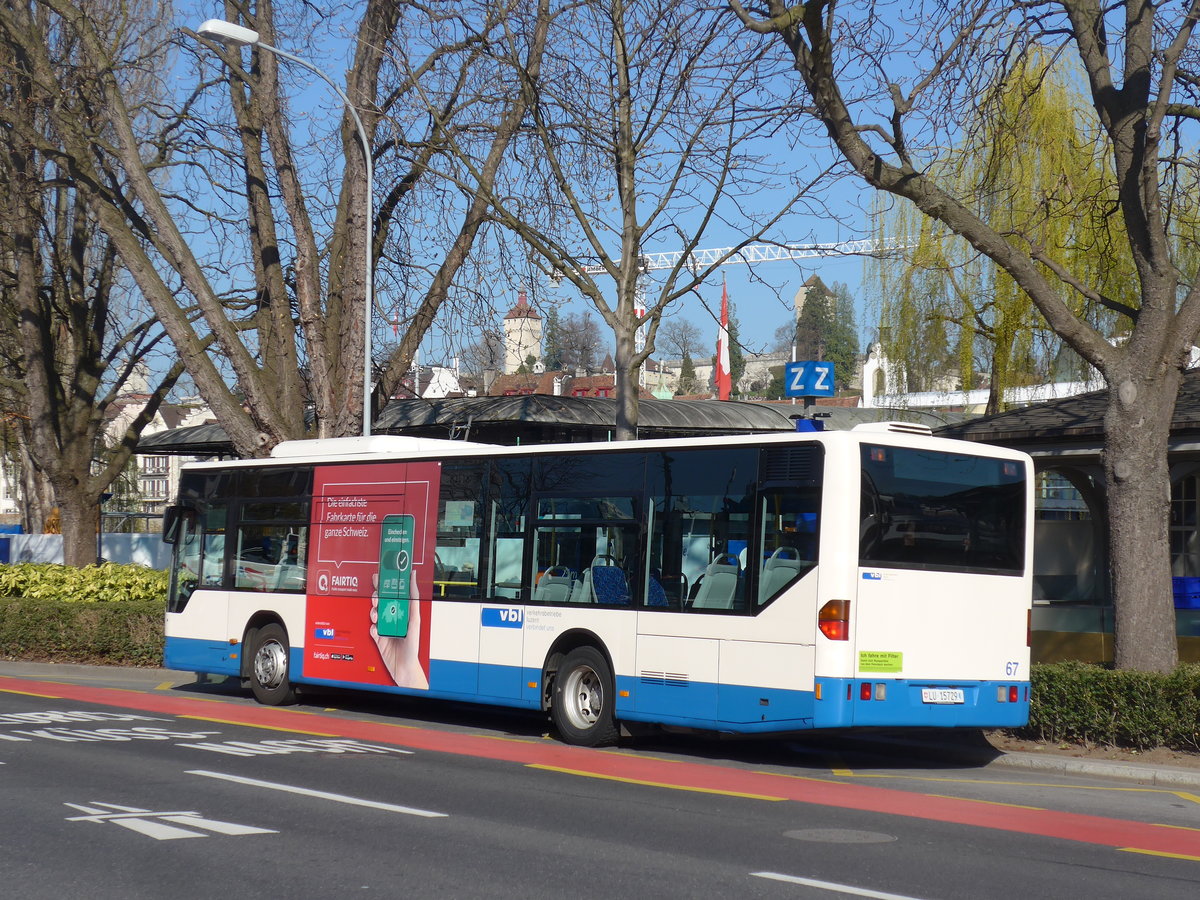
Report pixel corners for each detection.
[571,555,629,605]
[646,571,669,607]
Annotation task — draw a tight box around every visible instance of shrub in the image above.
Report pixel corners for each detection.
[0,562,168,604]
[1019,661,1200,752]
[0,596,164,666]
[0,563,167,667]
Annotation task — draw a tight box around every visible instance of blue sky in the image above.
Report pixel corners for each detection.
[182,2,878,372]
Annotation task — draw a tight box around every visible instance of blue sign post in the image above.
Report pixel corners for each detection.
[785,361,835,398]
[785,361,834,432]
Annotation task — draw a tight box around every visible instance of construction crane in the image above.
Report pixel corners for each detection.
[553,238,905,372]
[567,238,904,278]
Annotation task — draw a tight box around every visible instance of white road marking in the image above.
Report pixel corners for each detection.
[752,872,933,900]
[187,769,448,818]
[65,801,276,841]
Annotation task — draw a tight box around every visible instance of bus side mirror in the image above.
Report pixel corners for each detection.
[162,504,193,544]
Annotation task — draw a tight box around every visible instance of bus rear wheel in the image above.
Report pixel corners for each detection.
[249,623,296,706]
[551,646,618,747]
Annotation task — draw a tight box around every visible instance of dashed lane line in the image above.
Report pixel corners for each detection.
[752,871,931,899]
[187,769,448,818]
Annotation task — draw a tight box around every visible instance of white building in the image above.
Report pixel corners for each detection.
[502,292,543,375]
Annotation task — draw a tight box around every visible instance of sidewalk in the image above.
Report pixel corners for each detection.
[800,724,1200,789]
[984,742,1200,788]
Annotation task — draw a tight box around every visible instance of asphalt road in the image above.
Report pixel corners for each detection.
[0,661,1197,899]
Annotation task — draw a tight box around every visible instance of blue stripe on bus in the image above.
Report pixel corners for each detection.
[617,675,816,732]
[163,637,1027,732]
[164,636,242,677]
[813,677,1030,728]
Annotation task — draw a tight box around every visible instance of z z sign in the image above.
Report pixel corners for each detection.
[785,361,835,398]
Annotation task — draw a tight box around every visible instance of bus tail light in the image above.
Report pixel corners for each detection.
[818,598,850,641]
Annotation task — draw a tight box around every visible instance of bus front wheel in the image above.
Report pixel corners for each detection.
[551,646,618,747]
[249,623,296,706]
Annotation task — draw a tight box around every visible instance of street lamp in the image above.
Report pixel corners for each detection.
[196,19,375,437]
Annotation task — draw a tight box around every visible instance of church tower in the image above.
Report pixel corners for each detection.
[502,291,543,374]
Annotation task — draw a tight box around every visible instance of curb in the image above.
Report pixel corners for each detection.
[812,728,1200,789]
[986,748,1200,788]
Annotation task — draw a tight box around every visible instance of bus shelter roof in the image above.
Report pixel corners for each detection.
[137,396,797,456]
[136,395,968,457]
[373,395,797,432]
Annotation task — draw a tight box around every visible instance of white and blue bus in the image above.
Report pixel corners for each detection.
[163,423,1033,746]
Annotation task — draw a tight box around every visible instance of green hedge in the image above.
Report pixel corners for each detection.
[2,564,1199,752]
[0,596,164,666]
[1017,660,1200,752]
[0,563,166,666]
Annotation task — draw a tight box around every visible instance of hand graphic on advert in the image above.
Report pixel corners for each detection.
[369,571,429,689]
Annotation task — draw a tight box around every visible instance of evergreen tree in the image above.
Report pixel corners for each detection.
[677,355,698,395]
[789,279,861,393]
[827,283,861,392]
[542,307,564,371]
[794,283,832,360]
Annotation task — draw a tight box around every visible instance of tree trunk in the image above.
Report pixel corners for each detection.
[57,486,100,568]
[1104,373,1179,672]
[613,322,639,440]
[16,440,53,534]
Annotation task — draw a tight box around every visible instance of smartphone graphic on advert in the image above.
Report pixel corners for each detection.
[377,514,415,638]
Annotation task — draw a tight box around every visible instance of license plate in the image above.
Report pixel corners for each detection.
[921,688,964,704]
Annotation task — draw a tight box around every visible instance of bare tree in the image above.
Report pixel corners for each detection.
[658,317,703,393]
[557,312,606,375]
[0,0,546,464]
[658,318,704,362]
[459,329,506,382]
[0,0,184,564]
[733,0,1200,672]
[443,0,810,438]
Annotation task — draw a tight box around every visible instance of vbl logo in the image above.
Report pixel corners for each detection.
[482,607,523,628]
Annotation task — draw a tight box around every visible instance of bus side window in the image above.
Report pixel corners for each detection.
[169,506,228,612]
[644,447,758,613]
[485,459,532,602]
[228,501,309,593]
[234,524,308,592]
[757,490,819,606]
[436,463,486,599]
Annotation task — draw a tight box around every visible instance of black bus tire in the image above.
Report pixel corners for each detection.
[248,622,297,706]
[551,646,618,747]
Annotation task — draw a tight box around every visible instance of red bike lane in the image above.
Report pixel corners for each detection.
[2,673,1197,861]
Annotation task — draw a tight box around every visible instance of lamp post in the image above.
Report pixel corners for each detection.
[196,19,375,437]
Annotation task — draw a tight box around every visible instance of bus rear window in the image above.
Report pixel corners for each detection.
[859,445,1025,574]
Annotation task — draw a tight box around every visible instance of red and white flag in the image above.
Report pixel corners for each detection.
[715,281,732,401]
